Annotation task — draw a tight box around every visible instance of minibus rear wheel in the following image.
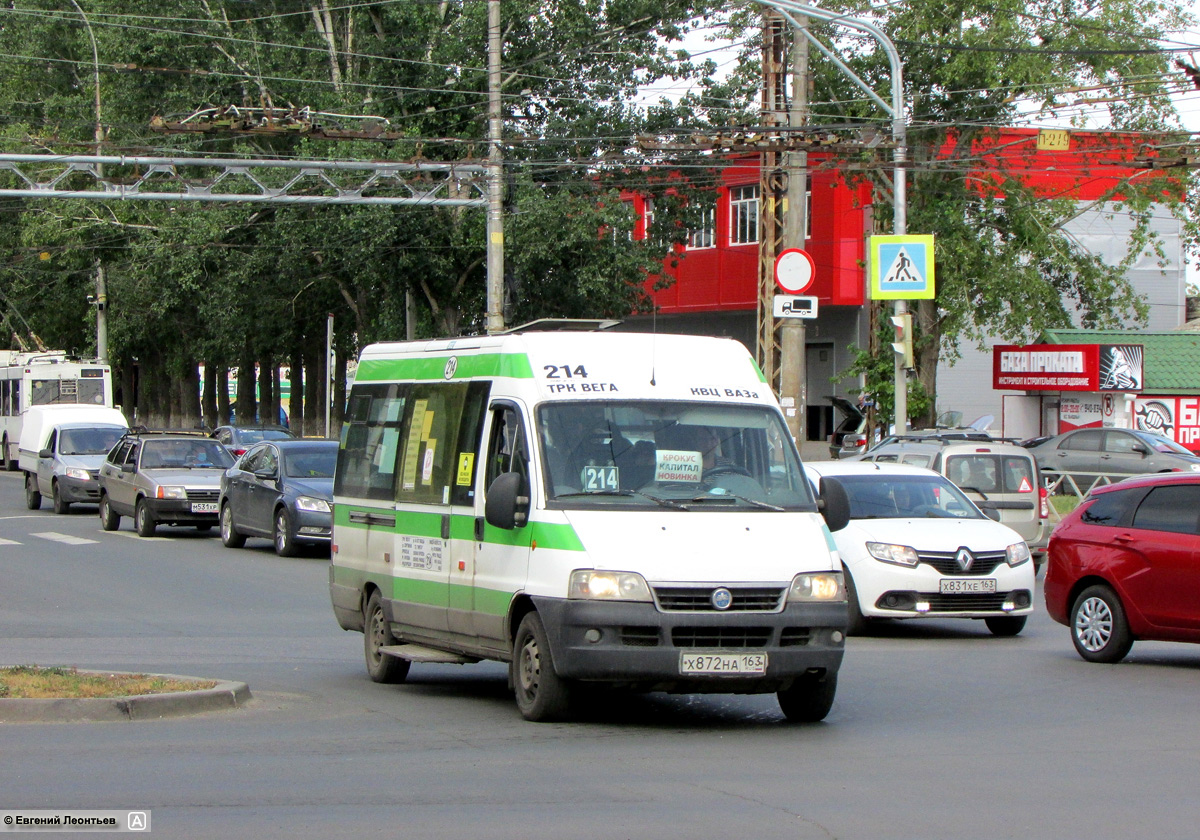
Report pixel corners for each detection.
[364,590,410,684]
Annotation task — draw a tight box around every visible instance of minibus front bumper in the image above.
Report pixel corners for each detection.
[532,597,848,693]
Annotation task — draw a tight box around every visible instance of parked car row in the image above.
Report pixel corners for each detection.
[19,414,334,558]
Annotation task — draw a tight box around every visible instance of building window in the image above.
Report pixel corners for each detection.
[641,197,654,242]
[688,207,715,249]
[729,184,759,245]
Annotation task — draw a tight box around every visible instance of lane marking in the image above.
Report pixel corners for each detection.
[31,531,99,546]
[0,538,21,545]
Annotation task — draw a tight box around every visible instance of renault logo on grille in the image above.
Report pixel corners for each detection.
[711,588,734,610]
[955,548,975,571]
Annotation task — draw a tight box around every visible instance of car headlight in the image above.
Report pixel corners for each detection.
[64,468,90,481]
[1006,541,1032,566]
[295,496,331,513]
[156,485,187,500]
[568,570,652,602]
[789,572,846,602]
[867,542,920,567]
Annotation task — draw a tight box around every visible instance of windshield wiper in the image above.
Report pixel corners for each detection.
[687,491,784,511]
[554,489,687,510]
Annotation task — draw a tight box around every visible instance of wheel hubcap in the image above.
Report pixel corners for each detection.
[368,609,384,663]
[1075,597,1113,651]
[518,636,540,696]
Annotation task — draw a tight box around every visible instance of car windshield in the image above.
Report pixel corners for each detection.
[238,428,293,444]
[284,447,336,478]
[835,474,984,520]
[140,439,235,469]
[537,401,815,510]
[59,426,126,455]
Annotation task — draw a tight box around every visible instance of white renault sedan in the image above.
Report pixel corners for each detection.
[805,461,1036,636]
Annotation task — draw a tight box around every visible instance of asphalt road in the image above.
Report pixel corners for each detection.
[2,468,1199,840]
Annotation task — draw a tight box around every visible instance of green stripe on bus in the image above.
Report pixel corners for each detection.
[335,505,585,552]
[749,356,768,383]
[392,578,514,617]
[355,353,534,382]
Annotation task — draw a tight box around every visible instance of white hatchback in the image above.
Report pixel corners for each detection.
[805,461,1036,636]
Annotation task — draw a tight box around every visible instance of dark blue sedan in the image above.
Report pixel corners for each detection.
[219,439,337,556]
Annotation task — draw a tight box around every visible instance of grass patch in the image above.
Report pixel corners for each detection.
[0,665,217,699]
[1050,495,1080,515]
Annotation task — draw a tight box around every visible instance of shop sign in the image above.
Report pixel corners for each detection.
[993,344,1143,392]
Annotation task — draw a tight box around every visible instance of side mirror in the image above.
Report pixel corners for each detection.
[981,506,1002,522]
[120,462,135,473]
[818,476,851,533]
[38,448,52,459]
[254,468,278,481]
[1130,445,1148,456]
[485,472,530,530]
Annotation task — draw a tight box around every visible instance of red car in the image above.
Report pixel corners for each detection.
[1044,472,1200,663]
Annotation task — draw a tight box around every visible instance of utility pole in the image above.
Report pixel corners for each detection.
[70,0,107,363]
[485,0,505,334]
[779,16,809,447]
[756,11,787,402]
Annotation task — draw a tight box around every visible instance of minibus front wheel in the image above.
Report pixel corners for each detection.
[512,612,571,722]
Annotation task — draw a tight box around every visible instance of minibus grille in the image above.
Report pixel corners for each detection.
[916,550,1006,575]
[653,587,786,612]
[619,627,660,647]
[671,627,772,648]
[779,627,813,647]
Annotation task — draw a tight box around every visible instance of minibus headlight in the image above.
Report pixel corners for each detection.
[65,468,90,481]
[156,485,186,500]
[568,570,652,602]
[867,542,920,567]
[789,572,845,602]
[1006,541,1032,566]
[295,496,331,513]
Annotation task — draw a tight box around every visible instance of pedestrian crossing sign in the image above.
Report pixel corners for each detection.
[870,234,935,300]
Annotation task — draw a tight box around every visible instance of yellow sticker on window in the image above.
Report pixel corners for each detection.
[456,452,475,486]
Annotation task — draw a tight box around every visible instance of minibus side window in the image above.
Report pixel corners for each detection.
[335,383,408,501]
[450,382,490,506]
[396,383,481,505]
[486,405,529,489]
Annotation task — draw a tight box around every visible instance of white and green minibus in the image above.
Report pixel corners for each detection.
[329,328,851,721]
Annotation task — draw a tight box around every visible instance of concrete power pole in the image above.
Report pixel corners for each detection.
[485,0,505,334]
[779,18,809,447]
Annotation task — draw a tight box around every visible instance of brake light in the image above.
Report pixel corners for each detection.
[1039,485,1049,519]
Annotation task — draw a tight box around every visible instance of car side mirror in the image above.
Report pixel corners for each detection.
[485,472,530,530]
[818,476,851,533]
[254,467,279,481]
[1130,445,1148,456]
[120,462,134,473]
[981,506,1001,522]
[38,448,52,459]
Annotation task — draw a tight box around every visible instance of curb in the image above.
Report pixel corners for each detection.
[0,671,252,723]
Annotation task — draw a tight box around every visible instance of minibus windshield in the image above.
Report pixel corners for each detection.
[537,401,816,510]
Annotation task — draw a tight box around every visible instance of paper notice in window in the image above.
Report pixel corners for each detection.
[655,450,702,482]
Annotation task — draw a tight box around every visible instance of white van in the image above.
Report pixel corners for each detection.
[18,405,129,512]
[329,329,852,722]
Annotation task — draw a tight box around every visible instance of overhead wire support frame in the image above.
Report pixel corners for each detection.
[0,153,487,208]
